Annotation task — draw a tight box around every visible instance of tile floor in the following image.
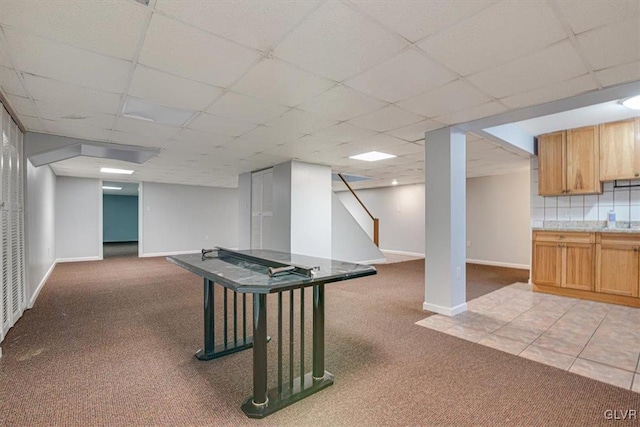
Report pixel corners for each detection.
[416,283,640,392]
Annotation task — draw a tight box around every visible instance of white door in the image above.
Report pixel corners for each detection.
[251,169,273,250]
[0,105,25,341]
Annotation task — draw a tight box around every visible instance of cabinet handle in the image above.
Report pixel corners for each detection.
[634,247,639,252]
[635,173,639,177]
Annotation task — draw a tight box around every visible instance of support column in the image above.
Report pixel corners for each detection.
[424,127,467,316]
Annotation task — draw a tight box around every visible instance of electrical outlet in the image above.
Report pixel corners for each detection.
[466,240,471,248]
[456,266,461,279]
[205,235,209,241]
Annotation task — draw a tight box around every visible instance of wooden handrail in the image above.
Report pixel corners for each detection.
[337,173,379,247]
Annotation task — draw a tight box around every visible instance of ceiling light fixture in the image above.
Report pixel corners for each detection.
[622,95,640,110]
[100,167,134,175]
[349,151,396,162]
[102,186,122,190]
[391,179,398,186]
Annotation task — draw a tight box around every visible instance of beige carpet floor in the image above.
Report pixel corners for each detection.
[1,257,638,426]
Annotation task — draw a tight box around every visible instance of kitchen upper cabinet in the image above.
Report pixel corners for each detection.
[599,118,640,181]
[538,131,565,196]
[537,126,601,196]
[532,231,595,291]
[596,234,640,297]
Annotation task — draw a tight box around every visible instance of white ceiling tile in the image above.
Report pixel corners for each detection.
[419,1,566,77]
[155,0,320,52]
[266,109,338,134]
[138,13,261,87]
[386,119,444,142]
[188,112,257,137]
[115,116,181,139]
[0,0,149,60]
[387,142,424,156]
[110,130,170,148]
[34,102,116,128]
[500,74,597,109]
[164,132,231,155]
[351,0,497,43]
[348,105,425,132]
[312,122,377,143]
[555,0,640,34]
[232,125,303,148]
[207,91,289,125]
[232,59,334,107]
[3,28,130,93]
[595,61,640,88]
[23,74,122,115]
[273,1,407,81]
[466,41,587,99]
[5,94,37,117]
[43,119,113,142]
[18,115,44,131]
[129,66,223,111]
[337,133,408,157]
[0,66,26,97]
[435,101,507,125]
[269,135,342,158]
[298,85,386,121]
[577,18,640,71]
[397,79,491,118]
[344,49,457,103]
[172,128,233,146]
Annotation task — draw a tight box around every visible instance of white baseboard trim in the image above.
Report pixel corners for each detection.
[56,256,101,263]
[466,258,530,270]
[29,261,56,309]
[423,301,468,316]
[381,249,425,257]
[361,257,387,264]
[140,250,200,258]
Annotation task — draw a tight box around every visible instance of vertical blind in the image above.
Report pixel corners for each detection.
[0,104,25,343]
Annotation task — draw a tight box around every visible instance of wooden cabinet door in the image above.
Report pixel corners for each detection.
[599,118,639,181]
[538,131,565,196]
[563,243,594,291]
[566,125,601,195]
[596,243,640,297]
[532,241,561,286]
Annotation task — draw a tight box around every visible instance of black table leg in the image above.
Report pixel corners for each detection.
[313,284,325,380]
[242,287,333,418]
[196,279,254,361]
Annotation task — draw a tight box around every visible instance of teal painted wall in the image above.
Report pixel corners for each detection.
[103,195,138,242]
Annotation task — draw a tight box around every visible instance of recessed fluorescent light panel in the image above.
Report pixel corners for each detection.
[622,95,640,110]
[349,151,396,162]
[102,186,122,190]
[122,97,196,127]
[101,167,134,175]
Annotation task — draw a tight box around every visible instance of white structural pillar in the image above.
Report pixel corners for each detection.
[423,127,467,316]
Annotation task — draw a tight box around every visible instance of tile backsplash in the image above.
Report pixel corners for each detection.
[530,157,640,227]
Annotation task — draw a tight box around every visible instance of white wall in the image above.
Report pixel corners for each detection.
[332,193,384,263]
[336,183,425,255]
[290,161,332,258]
[55,176,101,261]
[466,171,531,268]
[337,170,531,268]
[25,161,56,306]
[141,182,237,256]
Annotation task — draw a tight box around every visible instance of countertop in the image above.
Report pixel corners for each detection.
[533,226,640,234]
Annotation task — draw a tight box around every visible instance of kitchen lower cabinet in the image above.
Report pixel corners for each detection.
[532,231,594,290]
[596,234,640,297]
[532,231,640,307]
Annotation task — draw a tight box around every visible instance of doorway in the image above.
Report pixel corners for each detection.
[102,181,139,258]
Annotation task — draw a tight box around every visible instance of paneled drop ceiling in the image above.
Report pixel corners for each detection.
[0,0,638,189]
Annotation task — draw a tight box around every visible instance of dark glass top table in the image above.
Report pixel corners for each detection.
[167,247,376,418]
